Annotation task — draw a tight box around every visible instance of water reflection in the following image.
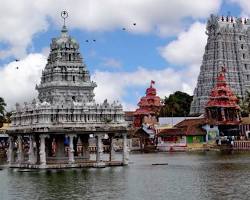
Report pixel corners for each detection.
[0,152,250,200]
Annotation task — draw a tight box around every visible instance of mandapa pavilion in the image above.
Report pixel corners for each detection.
[7,13,129,169]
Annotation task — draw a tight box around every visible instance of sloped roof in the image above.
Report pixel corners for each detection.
[185,126,206,136]
[175,118,206,136]
[158,117,203,126]
[157,117,207,137]
[175,118,206,128]
[133,108,154,116]
[125,111,134,117]
[158,128,185,136]
[133,127,156,137]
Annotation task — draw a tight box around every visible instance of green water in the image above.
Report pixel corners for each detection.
[0,152,250,200]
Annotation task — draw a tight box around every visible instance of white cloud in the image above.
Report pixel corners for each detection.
[157,22,207,100]
[0,0,48,59]
[100,57,122,68]
[0,0,221,58]
[0,54,46,110]
[92,65,198,110]
[159,22,207,66]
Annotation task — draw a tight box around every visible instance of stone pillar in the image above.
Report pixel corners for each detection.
[39,134,48,167]
[218,138,222,145]
[7,136,15,165]
[81,135,90,159]
[28,135,36,164]
[67,134,76,164]
[96,134,104,164]
[206,132,209,143]
[221,108,226,121]
[236,110,241,121]
[109,135,115,161]
[55,135,65,157]
[122,133,129,165]
[17,135,24,164]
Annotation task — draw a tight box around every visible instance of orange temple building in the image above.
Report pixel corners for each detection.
[205,67,241,138]
[132,81,162,152]
[133,80,162,128]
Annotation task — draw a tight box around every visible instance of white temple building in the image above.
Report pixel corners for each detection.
[7,13,129,168]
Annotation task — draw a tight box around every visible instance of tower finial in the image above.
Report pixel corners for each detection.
[61,10,68,27]
[150,80,155,88]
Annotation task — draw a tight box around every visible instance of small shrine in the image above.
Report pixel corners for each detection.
[205,67,241,137]
[133,81,162,151]
[133,80,162,128]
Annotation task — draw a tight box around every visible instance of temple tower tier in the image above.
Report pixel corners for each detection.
[190,14,250,115]
[36,25,97,104]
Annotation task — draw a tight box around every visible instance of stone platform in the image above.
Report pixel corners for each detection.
[9,160,124,169]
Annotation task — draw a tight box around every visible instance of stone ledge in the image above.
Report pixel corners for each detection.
[9,161,124,169]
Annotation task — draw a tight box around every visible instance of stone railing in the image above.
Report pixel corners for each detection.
[233,141,250,150]
[88,145,110,153]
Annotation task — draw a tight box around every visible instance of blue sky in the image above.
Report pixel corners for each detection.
[0,0,248,111]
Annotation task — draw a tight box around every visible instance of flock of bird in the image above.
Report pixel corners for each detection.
[15,22,137,69]
[85,22,137,43]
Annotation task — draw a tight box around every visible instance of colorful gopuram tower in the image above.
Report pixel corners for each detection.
[205,68,241,136]
[190,14,250,115]
[133,81,162,128]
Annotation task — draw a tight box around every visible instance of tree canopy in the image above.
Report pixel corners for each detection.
[159,91,193,117]
[240,91,250,117]
[0,97,6,116]
[0,97,7,125]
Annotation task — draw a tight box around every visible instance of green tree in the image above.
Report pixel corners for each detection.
[4,112,12,123]
[0,97,6,126]
[0,97,6,117]
[240,91,250,117]
[159,91,193,117]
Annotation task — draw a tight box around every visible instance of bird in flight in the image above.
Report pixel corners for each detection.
[85,39,96,43]
[122,23,137,31]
